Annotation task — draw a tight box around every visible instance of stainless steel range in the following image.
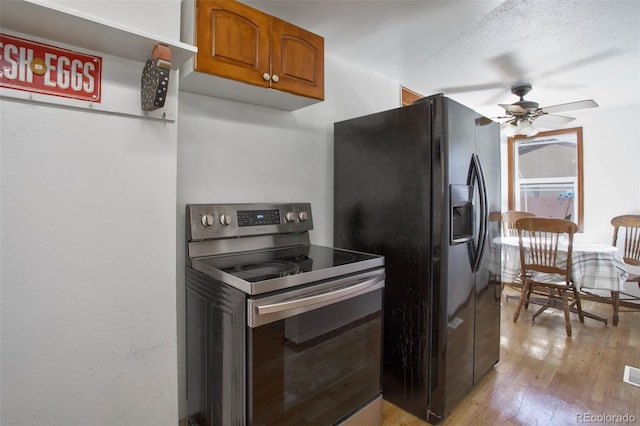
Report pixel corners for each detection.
[185,203,385,426]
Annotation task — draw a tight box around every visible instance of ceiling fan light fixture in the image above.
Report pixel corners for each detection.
[517,119,539,137]
[501,121,518,137]
[501,119,539,137]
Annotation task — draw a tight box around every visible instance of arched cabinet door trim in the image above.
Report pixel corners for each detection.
[182,0,324,110]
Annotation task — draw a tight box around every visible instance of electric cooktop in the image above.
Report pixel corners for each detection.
[191,245,383,295]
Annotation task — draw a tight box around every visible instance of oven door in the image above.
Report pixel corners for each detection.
[247,269,385,425]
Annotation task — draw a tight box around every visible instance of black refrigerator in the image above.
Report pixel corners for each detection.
[333,94,501,424]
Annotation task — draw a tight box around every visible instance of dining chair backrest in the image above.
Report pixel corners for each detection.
[513,217,582,337]
[611,215,640,267]
[501,211,536,237]
[515,217,578,282]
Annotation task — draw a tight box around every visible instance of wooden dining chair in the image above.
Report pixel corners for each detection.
[512,217,583,337]
[501,211,536,237]
[610,214,640,325]
[500,211,536,297]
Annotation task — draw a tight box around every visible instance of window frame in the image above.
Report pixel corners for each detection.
[507,127,584,231]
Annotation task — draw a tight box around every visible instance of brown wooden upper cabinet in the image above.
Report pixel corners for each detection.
[181,0,324,110]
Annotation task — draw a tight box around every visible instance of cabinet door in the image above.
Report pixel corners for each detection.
[195,0,270,87]
[270,17,324,100]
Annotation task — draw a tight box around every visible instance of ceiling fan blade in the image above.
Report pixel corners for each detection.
[439,82,504,94]
[499,103,526,114]
[536,49,620,80]
[540,99,599,114]
[443,53,529,95]
[490,52,527,81]
[533,114,576,126]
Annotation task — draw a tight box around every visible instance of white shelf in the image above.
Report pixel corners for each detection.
[0,0,197,69]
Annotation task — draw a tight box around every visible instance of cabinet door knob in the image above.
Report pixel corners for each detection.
[262,73,271,81]
[271,74,280,83]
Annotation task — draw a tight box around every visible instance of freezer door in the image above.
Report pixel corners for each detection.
[334,102,433,419]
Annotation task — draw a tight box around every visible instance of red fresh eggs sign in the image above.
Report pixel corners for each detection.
[0,33,102,102]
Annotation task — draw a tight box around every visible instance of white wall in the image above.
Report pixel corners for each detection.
[1,102,179,425]
[1,1,182,425]
[569,104,640,293]
[571,104,640,243]
[176,53,401,417]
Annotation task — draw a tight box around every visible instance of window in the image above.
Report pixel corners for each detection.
[507,127,584,231]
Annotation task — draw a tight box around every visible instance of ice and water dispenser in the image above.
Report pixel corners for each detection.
[450,184,474,245]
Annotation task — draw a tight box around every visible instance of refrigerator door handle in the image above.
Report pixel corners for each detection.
[466,156,479,270]
[466,154,488,272]
[472,154,489,272]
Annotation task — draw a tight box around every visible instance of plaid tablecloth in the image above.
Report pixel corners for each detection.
[491,237,629,292]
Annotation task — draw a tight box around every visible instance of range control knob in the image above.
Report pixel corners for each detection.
[201,213,215,227]
[298,211,309,221]
[285,212,296,222]
[219,213,232,226]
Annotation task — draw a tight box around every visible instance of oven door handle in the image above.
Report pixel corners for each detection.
[248,270,385,327]
[257,274,384,315]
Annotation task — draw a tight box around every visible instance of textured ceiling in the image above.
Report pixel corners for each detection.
[246,0,640,120]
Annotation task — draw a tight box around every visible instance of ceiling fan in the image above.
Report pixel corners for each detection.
[498,82,598,137]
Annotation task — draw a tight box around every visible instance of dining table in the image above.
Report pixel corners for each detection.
[491,236,630,325]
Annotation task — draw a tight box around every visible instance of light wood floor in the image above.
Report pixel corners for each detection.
[382,287,640,425]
